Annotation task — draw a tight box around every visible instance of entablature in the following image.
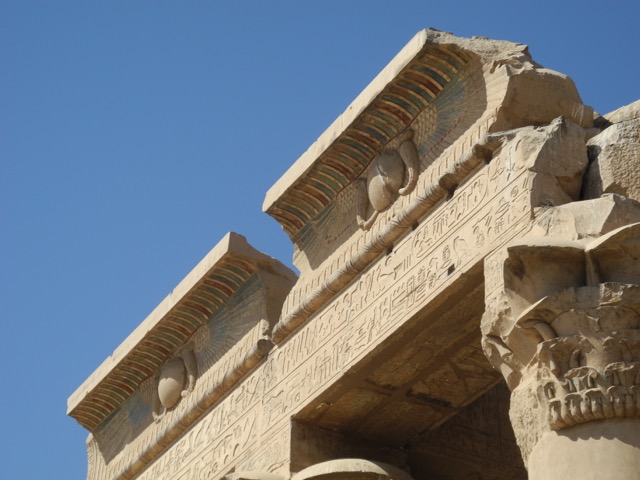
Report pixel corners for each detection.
[68,232,296,433]
[265,28,593,343]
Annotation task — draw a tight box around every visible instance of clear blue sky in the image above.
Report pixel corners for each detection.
[1,2,638,478]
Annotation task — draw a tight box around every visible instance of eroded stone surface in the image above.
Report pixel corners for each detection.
[482,224,640,464]
[530,194,640,240]
[69,30,640,480]
[528,419,640,480]
[604,99,640,124]
[584,116,640,202]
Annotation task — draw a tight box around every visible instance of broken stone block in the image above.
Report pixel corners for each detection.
[584,104,640,202]
[604,99,640,124]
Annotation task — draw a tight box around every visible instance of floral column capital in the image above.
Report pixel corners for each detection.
[481,223,640,459]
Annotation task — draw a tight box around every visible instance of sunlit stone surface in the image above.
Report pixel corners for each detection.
[68,30,639,480]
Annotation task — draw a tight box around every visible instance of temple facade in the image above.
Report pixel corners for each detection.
[68,30,640,480]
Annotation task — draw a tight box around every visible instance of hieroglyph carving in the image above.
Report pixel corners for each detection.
[482,223,640,459]
[92,330,271,480]
[137,375,262,480]
[130,134,540,480]
[357,130,419,230]
[275,115,589,343]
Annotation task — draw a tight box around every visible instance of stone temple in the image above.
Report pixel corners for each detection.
[68,30,640,480]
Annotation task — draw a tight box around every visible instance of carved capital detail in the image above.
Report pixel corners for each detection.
[525,286,639,430]
[481,223,640,458]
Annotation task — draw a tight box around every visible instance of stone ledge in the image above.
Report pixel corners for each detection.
[262,29,536,239]
[68,232,296,432]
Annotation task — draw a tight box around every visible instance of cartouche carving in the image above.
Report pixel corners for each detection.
[357,130,419,231]
[153,346,197,422]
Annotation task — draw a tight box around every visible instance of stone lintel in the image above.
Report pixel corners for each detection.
[263,29,592,345]
[68,30,640,480]
[68,232,296,432]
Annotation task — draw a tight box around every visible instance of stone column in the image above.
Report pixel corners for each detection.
[482,223,640,480]
[291,459,414,480]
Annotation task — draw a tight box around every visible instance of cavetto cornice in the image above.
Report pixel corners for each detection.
[67,232,296,432]
[264,29,472,237]
[263,28,589,240]
[264,29,592,343]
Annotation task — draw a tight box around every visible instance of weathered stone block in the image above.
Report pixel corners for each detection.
[68,30,640,480]
[584,115,640,202]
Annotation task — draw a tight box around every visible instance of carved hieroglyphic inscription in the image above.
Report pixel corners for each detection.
[411,383,527,479]
[132,136,538,480]
[137,380,262,480]
[261,149,532,425]
[136,376,294,479]
[69,30,623,480]
[237,421,292,476]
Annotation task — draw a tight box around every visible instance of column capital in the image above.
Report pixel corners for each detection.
[482,223,640,459]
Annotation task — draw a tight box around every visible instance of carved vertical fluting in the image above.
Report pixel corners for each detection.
[481,223,640,474]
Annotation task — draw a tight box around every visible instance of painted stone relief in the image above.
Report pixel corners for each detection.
[153,348,197,420]
[357,130,419,230]
[69,30,640,480]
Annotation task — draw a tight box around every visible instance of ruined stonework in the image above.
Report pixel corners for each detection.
[69,30,639,480]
